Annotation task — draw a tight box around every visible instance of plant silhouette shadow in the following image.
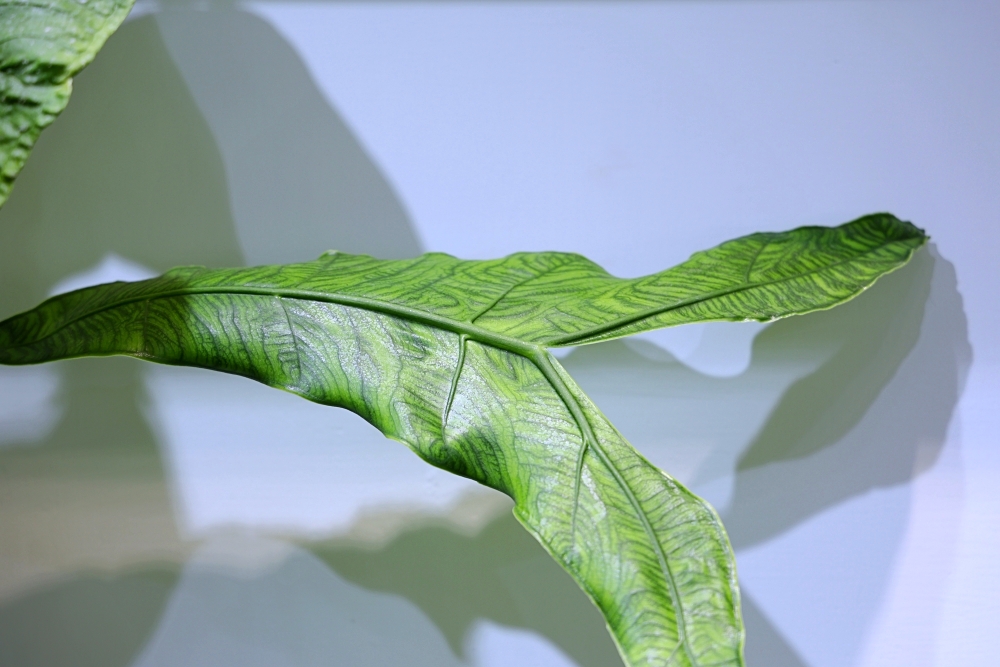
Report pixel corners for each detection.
[724,246,970,548]
[563,244,968,664]
[0,5,971,667]
[0,8,423,667]
[308,507,624,667]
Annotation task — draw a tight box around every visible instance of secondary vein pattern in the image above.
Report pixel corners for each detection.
[0,213,926,667]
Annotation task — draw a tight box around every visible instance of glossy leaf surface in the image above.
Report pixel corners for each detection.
[0,214,926,666]
[0,0,134,206]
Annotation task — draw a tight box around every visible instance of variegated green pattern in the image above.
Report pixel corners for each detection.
[475,213,929,345]
[0,214,926,666]
[0,0,135,206]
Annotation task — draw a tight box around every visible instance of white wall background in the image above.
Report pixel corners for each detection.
[1,2,997,667]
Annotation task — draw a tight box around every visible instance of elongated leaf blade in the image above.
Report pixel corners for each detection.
[0,215,926,666]
[476,213,927,345]
[0,0,135,207]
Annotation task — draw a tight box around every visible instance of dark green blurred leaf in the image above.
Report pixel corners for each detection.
[0,0,135,206]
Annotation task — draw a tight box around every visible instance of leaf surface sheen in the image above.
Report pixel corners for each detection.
[0,214,927,666]
[0,0,135,206]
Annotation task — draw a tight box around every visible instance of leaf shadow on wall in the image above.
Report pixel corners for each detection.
[719,246,970,666]
[154,4,423,265]
[309,508,624,667]
[0,6,971,667]
[310,246,970,667]
[0,8,423,667]
[724,246,970,549]
[563,245,970,666]
[0,14,243,667]
[0,356,185,667]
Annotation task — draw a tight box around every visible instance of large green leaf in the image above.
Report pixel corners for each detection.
[0,0,135,207]
[0,213,926,666]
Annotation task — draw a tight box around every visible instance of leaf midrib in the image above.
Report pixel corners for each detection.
[547,238,916,346]
[533,351,695,665]
[18,231,916,356]
[18,285,541,356]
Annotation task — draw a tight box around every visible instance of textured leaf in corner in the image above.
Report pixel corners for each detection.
[0,0,135,206]
[0,214,927,666]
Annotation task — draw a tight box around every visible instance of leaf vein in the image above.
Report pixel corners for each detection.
[549,240,914,345]
[531,351,697,666]
[277,296,302,383]
[742,234,773,284]
[469,258,571,323]
[441,333,467,439]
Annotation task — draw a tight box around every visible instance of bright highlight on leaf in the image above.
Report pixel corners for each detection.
[0,0,136,207]
[0,213,927,666]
